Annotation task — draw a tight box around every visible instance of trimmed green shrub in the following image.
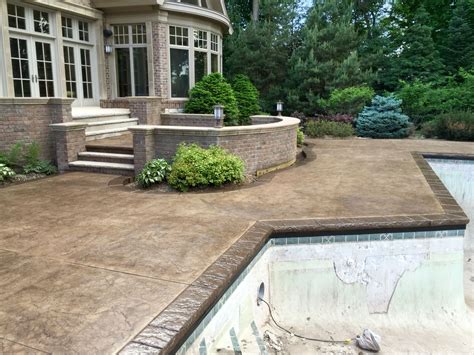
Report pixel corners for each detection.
[185,73,240,125]
[397,71,474,125]
[0,163,15,182]
[136,159,171,189]
[23,160,58,175]
[168,144,244,192]
[319,86,375,115]
[356,96,411,138]
[305,120,355,138]
[232,74,260,125]
[297,128,305,146]
[421,112,474,141]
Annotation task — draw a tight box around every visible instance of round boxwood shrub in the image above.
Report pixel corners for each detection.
[136,159,171,189]
[356,96,411,138]
[168,144,244,192]
[185,73,240,125]
[232,74,260,125]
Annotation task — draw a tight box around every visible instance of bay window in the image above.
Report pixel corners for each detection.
[169,25,222,98]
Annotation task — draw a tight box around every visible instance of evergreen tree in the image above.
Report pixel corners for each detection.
[288,0,371,113]
[442,0,474,73]
[378,6,445,90]
[224,0,301,112]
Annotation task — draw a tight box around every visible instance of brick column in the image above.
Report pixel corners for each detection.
[48,98,74,123]
[50,122,87,172]
[130,126,156,175]
[128,97,162,125]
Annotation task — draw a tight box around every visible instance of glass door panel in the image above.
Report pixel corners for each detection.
[80,49,93,99]
[63,46,77,98]
[10,37,31,97]
[35,41,54,97]
[133,47,148,96]
[116,48,131,97]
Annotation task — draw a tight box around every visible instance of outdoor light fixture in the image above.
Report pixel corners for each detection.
[214,104,224,126]
[103,28,114,55]
[276,100,283,116]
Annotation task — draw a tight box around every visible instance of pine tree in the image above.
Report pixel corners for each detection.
[224,0,301,112]
[442,0,474,73]
[378,6,445,90]
[288,0,371,113]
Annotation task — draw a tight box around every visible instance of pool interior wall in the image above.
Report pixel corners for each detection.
[179,229,471,354]
[428,159,474,251]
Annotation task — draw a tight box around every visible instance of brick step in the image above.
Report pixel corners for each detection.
[69,160,134,176]
[78,151,134,165]
[85,144,134,155]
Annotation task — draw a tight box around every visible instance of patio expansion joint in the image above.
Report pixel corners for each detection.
[0,335,51,354]
[0,247,193,288]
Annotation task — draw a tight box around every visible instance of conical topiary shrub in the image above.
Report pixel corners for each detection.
[356,95,411,138]
[232,74,260,125]
[185,73,240,125]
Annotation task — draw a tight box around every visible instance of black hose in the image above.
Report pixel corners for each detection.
[258,297,353,344]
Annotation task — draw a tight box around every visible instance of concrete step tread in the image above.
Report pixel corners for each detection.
[85,118,138,126]
[72,108,131,119]
[78,152,134,160]
[86,127,131,137]
[69,160,134,171]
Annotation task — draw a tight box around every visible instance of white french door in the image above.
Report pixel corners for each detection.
[10,35,56,97]
[63,44,95,106]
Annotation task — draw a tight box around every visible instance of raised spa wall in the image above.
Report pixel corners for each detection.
[130,115,300,176]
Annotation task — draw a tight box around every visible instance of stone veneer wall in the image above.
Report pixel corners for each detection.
[0,98,74,161]
[130,115,300,175]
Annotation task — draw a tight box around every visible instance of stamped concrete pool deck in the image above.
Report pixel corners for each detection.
[0,138,473,354]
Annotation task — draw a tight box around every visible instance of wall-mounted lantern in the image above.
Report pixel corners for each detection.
[103,28,114,55]
[276,100,283,116]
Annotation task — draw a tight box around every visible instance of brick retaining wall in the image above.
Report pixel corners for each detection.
[100,97,162,125]
[160,113,222,127]
[130,115,300,176]
[0,98,74,161]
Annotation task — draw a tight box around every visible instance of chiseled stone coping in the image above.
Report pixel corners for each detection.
[119,152,472,354]
[129,115,300,135]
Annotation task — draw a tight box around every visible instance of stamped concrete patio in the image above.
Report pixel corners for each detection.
[0,138,473,354]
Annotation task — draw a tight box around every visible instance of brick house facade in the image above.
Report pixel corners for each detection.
[0,0,231,160]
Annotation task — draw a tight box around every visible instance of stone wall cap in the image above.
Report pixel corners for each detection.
[0,97,75,105]
[50,122,88,131]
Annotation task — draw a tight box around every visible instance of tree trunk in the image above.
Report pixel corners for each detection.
[252,0,259,22]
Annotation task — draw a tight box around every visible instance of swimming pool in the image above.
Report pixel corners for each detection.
[178,228,470,354]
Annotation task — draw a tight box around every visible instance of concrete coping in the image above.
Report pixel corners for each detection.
[129,115,300,136]
[0,97,75,105]
[50,122,88,131]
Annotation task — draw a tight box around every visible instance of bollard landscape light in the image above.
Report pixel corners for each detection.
[276,100,283,116]
[214,104,224,127]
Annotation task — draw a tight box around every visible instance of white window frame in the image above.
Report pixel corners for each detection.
[168,25,222,99]
[112,23,149,97]
[61,15,98,106]
[7,2,59,98]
